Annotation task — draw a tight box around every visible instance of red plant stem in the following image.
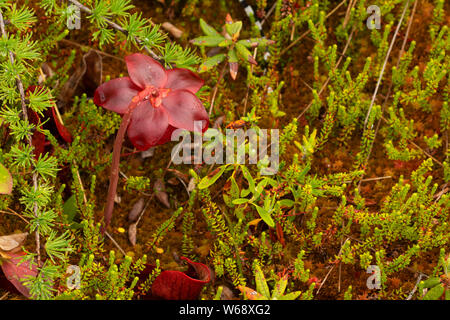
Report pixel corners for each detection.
[103,106,134,231]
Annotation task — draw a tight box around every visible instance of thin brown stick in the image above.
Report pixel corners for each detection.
[316,238,349,295]
[209,62,228,116]
[397,0,418,63]
[59,39,124,62]
[357,0,418,188]
[103,108,133,230]
[105,231,126,256]
[363,0,411,128]
[242,47,258,116]
[68,0,160,60]
[0,209,30,225]
[408,138,444,167]
[343,0,357,28]
[261,2,277,27]
[406,273,425,300]
[354,175,392,183]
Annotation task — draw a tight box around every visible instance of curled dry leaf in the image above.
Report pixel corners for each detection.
[154,179,170,208]
[38,62,54,84]
[213,115,225,129]
[128,198,145,223]
[0,233,28,252]
[141,147,155,159]
[229,62,238,80]
[187,177,196,193]
[167,177,180,186]
[0,252,38,298]
[128,223,137,246]
[167,168,189,183]
[220,285,236,300]
[138,257,211,300]
[162,22,183,38]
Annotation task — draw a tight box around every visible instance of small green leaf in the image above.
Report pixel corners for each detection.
[272,276,288,299]
[240,188,251,198]
[278,199,294,207]
[236,42,257,65]
[223,193,231,207]
[241,166,255,194]
[213,286,223,300]
[423,283,445,300]
[218,39,233,47]
[278,291,301,300]
[232,198,249,205]
[198,54,226,73]
[228,48,238,63]
[225,21,242,38]
[253,204,275,228]
[238,38,275,48]
[254,265,271,299]
[422,277,441,289]
[190,35,226,47]
[63,195,78,223]
[0,162,13,195]
[230,176,240,200]
[255,179,269,195]
[199,18,221,37]
[198,165,228,189]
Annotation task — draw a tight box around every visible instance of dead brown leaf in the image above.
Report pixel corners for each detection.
[162,22,183,38]
[128,223,137,246]
[154,179,170,208]
[167,168,189,183]
[128,198,145,223]
[0,233,28,252]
